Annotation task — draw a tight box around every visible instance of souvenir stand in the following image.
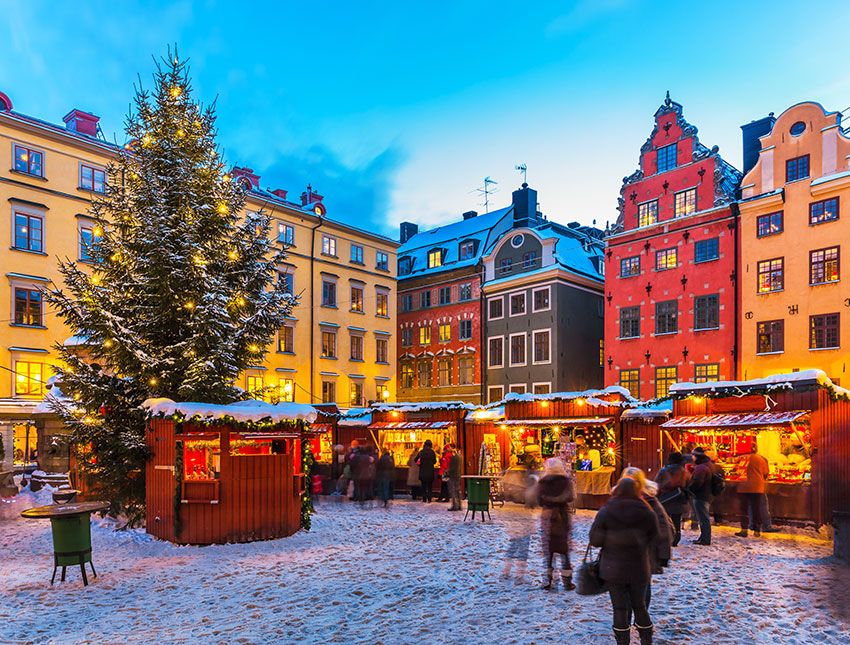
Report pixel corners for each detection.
[306,404,338,494]
[619,403,673,480]
[464,407,510,503]
[664,370,850,527]
[144,398,317,544]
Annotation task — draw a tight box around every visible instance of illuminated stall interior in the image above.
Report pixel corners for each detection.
[370,421,457,465]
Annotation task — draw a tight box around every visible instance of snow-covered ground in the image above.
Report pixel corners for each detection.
[2,489,849,644]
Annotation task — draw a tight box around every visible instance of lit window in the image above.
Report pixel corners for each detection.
[278,326,294,353]
[757,320,784,354]
[810,247,840,285]
[620,370,639,398]
[13,144,44,177]
[15,361,47,396]
[350,335,364,361]
[438,358,452,387]
[638,201,658,227]
[419,326,431,345]
[439,323,451,342]
[620,256,640,277]
[246,374,264,394]
[428,249,443,268]
[694,364,720,383]
[654,366,677,398]
[655,248,677,271]
[674,188,696,217]
[321,235,337,256]
[376,383,389,401]
[757,258,784,293]
[401,363,414,388]
[321,330,337,358]
[14,289,42,327]
[277,379,295,403]
[80,164,106,192]
[376,291,389,317]
[458,356,473,385]
[322,381,336,403]
[350,286,364,312]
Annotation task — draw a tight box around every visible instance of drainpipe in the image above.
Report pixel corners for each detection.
[479,265,487,404]
[732,202,740,379]
[309,215,324,402]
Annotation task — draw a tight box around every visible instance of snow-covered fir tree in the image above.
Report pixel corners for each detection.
[45,52,295,523]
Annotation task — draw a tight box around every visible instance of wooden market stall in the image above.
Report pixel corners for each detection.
[144,399,318,545]
[619,404,673,480]
[664,370,850,527]
[306,404,338,494]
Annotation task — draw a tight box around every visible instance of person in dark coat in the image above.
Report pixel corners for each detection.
[376,448,395,508]
[537,458,576,591]
[406,448,421,500]
[687,447,716,545]
[655,451,691,547]
[447,447,463,511]
[417,440,438,503]
[590,475,660,645]
[350,447,371,505]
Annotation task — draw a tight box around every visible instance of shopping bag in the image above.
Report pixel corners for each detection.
[575,544,607,596]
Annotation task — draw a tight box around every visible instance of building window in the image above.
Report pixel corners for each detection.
[350,334,364,361]
[321,330,337,358]
[322,381,336,404]
[674,188,697,217]
[459,319,472,340]
[350,244,364,264]
[419,326,431,345]
[458,356,473,385]
[276,379,295,403]
[13,288,43,326]
[15,361,47,396]
[398,257,412,276]
[349,381,364,407]
[620,306,640,339]
[376,251,389,271]
[694,364,720,383]
[13,211,44,252]
[532,287,550,312]
[620,256,640,277]
[619,369,639,398]
[655,366,677,398]
[533,383,551,395]
[401,363,414,388]
[438,358,452,387]
[428,249,443,268]
[757,320,784,354]
[322,280,337,307]
[509,292,526,316]
[599,339,604,367]
[509,333,526,366]
[694,294,720,330]
[488,386,504,404]
[459,240,475,260]
[279,271,294,295]
[420,291,431,308]
[401,328,413,347]
[417,360,433,387]
[488,297,504,320]
[499,258,513,275]
[401,294,413,312]
[810,198,839,225]
[246,374,265,395]
[459,283,473,301]
[810,313,840,350]
[810,246,840,284]
[638,200,658,227]
[439,323,451,342]
[757,258,784,293]
[350,286,364,312]
[376,383,389,402]
[756,211,783,237]
[694,238,719,264]
[321,235,337,256]
[522,251,537,269]
[80,164,106,193]
[786,155,810,182]
[278,223,295,245]
[656,143,677,173]
[376,337,389,363]
[655,300,678,334]
[278,326,294,353]
[376,291,389,317]
[655,247,677,271]
[488,337,504,368]
[13,144,44,177]
[532,329,551,364]
[78,221,101,262]
[439,286,452,305]
[509,384,527,395]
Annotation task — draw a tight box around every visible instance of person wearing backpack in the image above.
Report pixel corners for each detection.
[687,447,720,545]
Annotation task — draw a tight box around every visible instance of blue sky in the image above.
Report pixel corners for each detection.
[4,1,850,236]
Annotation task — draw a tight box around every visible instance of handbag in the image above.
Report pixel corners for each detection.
[576,544,607,596]
[658,487,685,506]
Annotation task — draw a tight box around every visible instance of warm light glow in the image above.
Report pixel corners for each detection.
[141,134,153,147]
[576,398,585,406]
[227,250,238,261]
[607,448,615,455]
[92,225,103,237]
[170,86,182,98]
[390,410,400,418]
[193,254,206,266]
[91,275,102,286]
[176,128,185,138]
[110,252,120,262]
[248,344,260,353]
[223,174,231,182]
[283,381,293,394]
[541,400,550,408]
[103,339,113,348]
[217,202,229,214]
[148,377,158,386]
[382,389,390,400]
[184,301,195,310]
[235,296,246,307]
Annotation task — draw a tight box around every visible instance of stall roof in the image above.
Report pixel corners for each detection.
[466,406,505,422]
[368,421,454,430]
[370,401,477,413]
[669,369,850,399]
[497,385,635,408]
[621,400,673,420]
[143,398,318,424]
[501,417,614,427]
[660,411,809,429]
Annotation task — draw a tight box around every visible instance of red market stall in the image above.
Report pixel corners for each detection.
[306,404,337,494]
[619,404,673,480]
[664,370,850,527]
[144,399,317,544]
[464,407,511,477]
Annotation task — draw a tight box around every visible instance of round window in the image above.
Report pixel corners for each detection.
[510,234,524,248]
[790,121,806,136]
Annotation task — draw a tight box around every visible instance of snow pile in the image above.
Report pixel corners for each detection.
[143,398,318,424]
[33,375,73,414]
[669,369,850,399]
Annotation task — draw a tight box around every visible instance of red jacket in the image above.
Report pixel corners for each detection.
[438,450,453,476]
[737,453,770,493]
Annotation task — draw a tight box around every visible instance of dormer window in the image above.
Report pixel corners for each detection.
[427,248,444,269]
[656,143,677,173]
[459,239,476,260]
[398,257,413,275]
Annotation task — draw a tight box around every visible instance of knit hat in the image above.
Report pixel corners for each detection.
[543,458,567,476]
[644,480,658,497]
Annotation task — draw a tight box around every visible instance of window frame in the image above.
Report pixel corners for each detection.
[654,366,677,399]
[637,200,658,228]
[498,258,513,275]
[417,359,433,388]
[419,325,432,346]
[694,294,720,331]
[488,385,504,404]
[532,329,551,365]
[12,207,45,253]
[320,329,337,358]
[79,162,107,193]
[350,244,364,265]
[376,251,389,271]
[350,333,364,361]
[694,238,720,264]
[458,240,476,261]
[756,211,784,238]
[654,300,678,335]
[656,143,677,173]
[278,223,295,245]
[809,246,840,285]
[459,319,473,341]
[427,248,444,269]
[674,187,697,217]
[376,337,389,364]
[508,332,527,367]
[400,362,414,389]
[786,154,810,183]
[458,283,473,301]
[401,327,413,347]
[438,286,452,305]
[420,290,431,309]
[619,306,641,339]
[457,355,474,385]
[375,290,389,317]
[13,286,44,327]
[13,143,45,177]
[321,279,337,307]
[694,363,720,383]
[809,313,840,350]
[350,285,364,312]
[809,197,839,226]
[620,255,640,278]
[619,369,640,398]
[278,325,295,353]
[757,257,784,293]
[655,247,678,271]
[488,336,505,369]
[14,360,47,397]
[532,382,551,395]
[509,292,526,317]
[756,319,784,354]
[349,381,364,407]
[437,357,453,387]
[532,286,551,312]
[321,234,338,257]
[488,297,504,321]
[321,380,337,404]
[438,323,451,342]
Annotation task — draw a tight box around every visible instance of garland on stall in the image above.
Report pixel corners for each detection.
[300,438,315,531]
[174,439,184,539]
[157,412,304,435]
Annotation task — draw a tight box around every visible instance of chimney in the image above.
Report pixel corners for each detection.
[270,188,288,200]
[511,183,538,229]
[300,184,324,207]
[230,166,261,190]
[63,109,100,137]
[400,222,419,243]
[462,210,478,220]
[741,113,776,177]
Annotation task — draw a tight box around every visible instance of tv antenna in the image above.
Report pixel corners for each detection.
[515,163,527,185]
[474,176,499,213]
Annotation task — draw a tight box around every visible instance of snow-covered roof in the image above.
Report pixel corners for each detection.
[497,385,635,407]
[621,399,673,420]
[143,398,318,424]
[536,223,604,283]
[338,407,372,426]
[370,401,478,413]
[669,369,850,399]
[466,406,505,422]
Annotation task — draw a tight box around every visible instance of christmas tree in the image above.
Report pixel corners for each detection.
[45,52,295,524]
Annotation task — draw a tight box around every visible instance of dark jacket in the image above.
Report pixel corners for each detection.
[688,454,716,502]
[417,447,437,479]
[656,463,691,515]
[448,452,462,480]
[645,494,673,567]
[377,453,395,480]
[351,450,371,481]
[589,496,660,586]
[537,474,575,555]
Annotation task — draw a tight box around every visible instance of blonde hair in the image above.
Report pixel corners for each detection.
[619,467,647,495]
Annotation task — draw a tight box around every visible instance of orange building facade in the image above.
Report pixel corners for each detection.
[739,102,850,381]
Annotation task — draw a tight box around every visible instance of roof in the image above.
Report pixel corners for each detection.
[501,417,613,427]
[143,398,318,424]
[497,386,635,407]
[532,223,604,283]
[0,108,120,154]
[370,401,477,413]
[668,369,850,399]
[397,206,515,279]
[661,411,809,430]
[368,421,454,430]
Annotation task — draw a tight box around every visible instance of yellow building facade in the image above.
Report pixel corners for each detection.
[740,102,850,381]
[0,92,396,469]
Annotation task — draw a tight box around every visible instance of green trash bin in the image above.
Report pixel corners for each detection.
[463,476,492,522]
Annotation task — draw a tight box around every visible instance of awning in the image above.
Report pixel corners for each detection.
[501,417,613,427]
[369,421,454,430]
[307,423,333,434]
[661,411,810,430]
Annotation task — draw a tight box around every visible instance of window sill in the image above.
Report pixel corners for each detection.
[10,169,47,181]
[321,253,339,259]
[376,314,390,319]
[10,247,47,256]
[278,241,296,248]
[320,355,338,360]
[349,309,365,315]
[694,258,719,265]
[755,351,784,356]
[531,307,551,314]
[350,358,365,363]
[375,267,390,273]
[349,260,364,266]
[810,280,839,287]
[756,232,783,239]
[652,331,679,337]
[654,267,678,272]
[810,218,839,226]
[810,346,840,352]
[376,361,390,366]
[321,304,338,309]
[757,289,784,295]
[693,327,720,332]
[9,323,47,329]
[459,338,473,342]
[617,336,641,341]
[276,351,295,355]
[619,274,640,279]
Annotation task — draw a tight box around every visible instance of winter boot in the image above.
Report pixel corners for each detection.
[754,529,761,537]
[735,530,748,537]
[541,568,554,590]
[560,569,576,591]
[613,627,631,645]
[637,623,653,645]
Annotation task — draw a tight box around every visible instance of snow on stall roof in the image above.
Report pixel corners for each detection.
[668,369,850,398]
[143,398,318,423]
[370,401,477,413]
[496,385,635,407]
[339,407,372,426]
[621,399,673,420]
[466,406,505,422]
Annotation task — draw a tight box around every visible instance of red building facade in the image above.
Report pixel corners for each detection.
[604,94,742,399]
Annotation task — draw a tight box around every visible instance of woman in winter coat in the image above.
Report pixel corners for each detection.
[376,448,395,508]
[655,451,690,547]
[406,448,421,500]
[537,458,576,591]
[590,475,660,645]
[417,440,438,503]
